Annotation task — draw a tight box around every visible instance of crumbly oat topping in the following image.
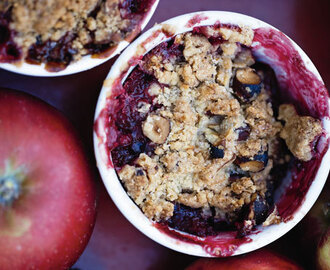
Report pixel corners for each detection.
[117,26,280,222]
[278,104,322,162]
[0,0,151,65]
[111,24,324,233]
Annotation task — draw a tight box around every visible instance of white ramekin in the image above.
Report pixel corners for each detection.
[94,11,330,257]
[0,0,159,77]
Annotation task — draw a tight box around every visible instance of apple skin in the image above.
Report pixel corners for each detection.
[185,249,303,270]
[317,229,330,270]
[0,89,97,270]
[296,182,330,268]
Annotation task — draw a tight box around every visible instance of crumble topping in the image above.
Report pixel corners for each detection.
[109,24,324,235]
[278,104,322,162]
[0,0,154,67]
[117,26,281,222]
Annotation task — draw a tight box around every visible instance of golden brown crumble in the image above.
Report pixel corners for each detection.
[279,104,322,162]
[117,26,323,226]
[1,0,138,61]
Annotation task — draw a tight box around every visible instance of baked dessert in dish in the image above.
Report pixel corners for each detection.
[104,24,324,237]
[0,0,156,72]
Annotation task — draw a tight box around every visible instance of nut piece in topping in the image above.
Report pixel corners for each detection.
[235,150,269,172]
[148,83,162,96]
[208,98,240,117]
[278,104,323,161]
[262,206,281,226]
[233,67,262,102]
[142,115,170,144]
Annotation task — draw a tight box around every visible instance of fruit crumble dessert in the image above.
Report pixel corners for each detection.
[105,24,323,237]
[0,0,155,71]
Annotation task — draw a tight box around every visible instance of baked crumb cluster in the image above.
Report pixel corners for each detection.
[0,0,152,68]
[111,25,323,233]
[278,104,323,162]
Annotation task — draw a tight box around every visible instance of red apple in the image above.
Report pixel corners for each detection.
[317,228,330,270]
[0,89,97,270]
[296,182,330,268]
[185,249,303,270]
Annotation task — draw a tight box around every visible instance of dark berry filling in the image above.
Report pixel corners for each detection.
[120,0,156,19]
[108,67,160,169]
[164,204,235,237]
[253,62,281,117]
[26,33,77,72]
[209,145,225,159]
[0,10,21,63]
[84,42,117,56]
[236,125,251,141]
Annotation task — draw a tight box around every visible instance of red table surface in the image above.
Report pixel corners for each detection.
[1,0,329,269]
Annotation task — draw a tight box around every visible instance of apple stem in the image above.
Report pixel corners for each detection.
[0,176,21,207]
